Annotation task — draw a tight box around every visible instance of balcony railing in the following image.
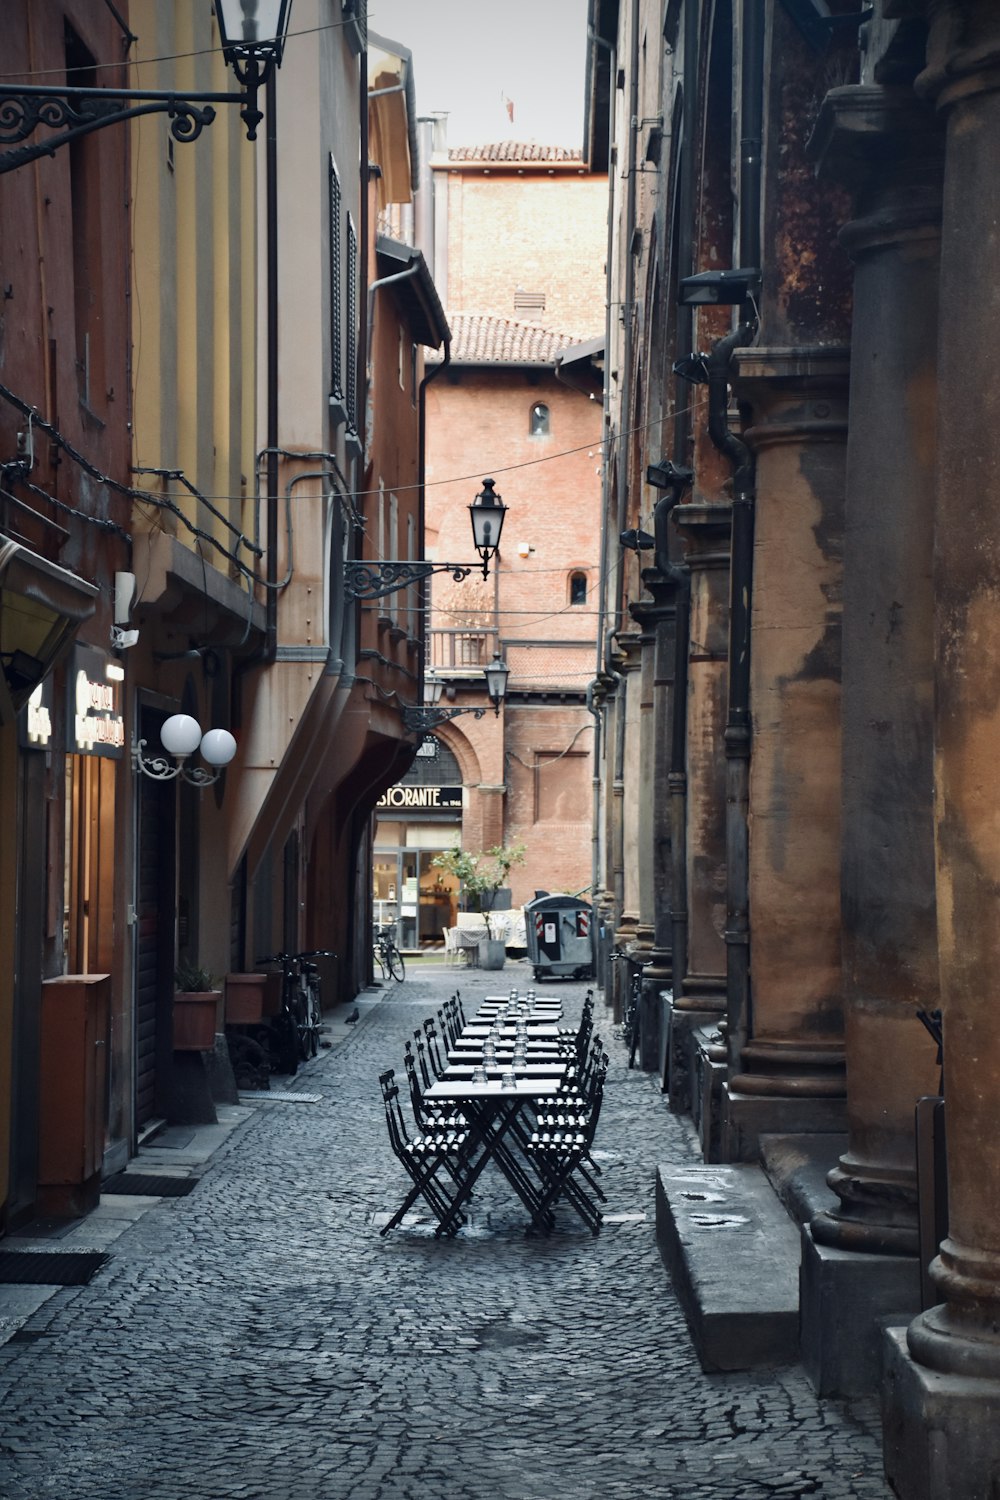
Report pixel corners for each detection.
[426,626,500,673]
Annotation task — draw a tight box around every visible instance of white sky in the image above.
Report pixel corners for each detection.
[366,0,590,149]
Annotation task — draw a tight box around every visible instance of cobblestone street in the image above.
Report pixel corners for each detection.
[0,966,890,1500]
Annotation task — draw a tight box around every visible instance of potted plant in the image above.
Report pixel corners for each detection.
[173,961,222,1051]
[432,843,525,970]
[224,971,282,1025]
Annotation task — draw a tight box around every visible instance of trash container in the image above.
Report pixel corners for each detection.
[523,894,595,982]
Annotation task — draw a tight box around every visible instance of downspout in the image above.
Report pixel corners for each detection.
[587,9,616,951]
[265,67,279,666]
[609,0,641,1013]
[417,338,451,705]
[668,0,700,995]
[721,0,764,1077]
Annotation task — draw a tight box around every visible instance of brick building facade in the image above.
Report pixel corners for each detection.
[373,138,606,945]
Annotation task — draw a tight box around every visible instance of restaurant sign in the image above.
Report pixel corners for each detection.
[377,784,462,812]
[68,643,125,758]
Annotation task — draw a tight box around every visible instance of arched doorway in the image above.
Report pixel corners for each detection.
[373,734,470,949]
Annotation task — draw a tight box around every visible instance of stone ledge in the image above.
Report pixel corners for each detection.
[655,1162,801,1371]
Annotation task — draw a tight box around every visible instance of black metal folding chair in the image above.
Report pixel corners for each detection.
[423,1016,447,1078]
[378,1070,473,1237]
[525,1058,608,1234]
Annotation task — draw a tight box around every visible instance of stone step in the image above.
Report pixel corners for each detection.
[655,1161,801,1371]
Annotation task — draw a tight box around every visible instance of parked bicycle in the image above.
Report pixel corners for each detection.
[611,948,652,1069]
[255,948,336,1070]
[373,924,405,983]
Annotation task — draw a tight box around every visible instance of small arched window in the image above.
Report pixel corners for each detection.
[569,571,587,605]
[529,402,550,437]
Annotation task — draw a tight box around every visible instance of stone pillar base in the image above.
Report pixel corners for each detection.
[800,1224,921,1396]
[665,1002,723,1113]
[724,1088,847,1163]
[883,1326,1000,1500]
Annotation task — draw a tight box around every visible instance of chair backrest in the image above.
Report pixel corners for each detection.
[379,1069,409,1155]
[413,1030,433,1089]
[453,990,466,1026]
[423,1016,445,1077]
[402,1050,429,1127]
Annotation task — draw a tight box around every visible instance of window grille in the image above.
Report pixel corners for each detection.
[329,157,343,403]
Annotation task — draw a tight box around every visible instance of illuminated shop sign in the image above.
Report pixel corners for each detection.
[376,784,462,811]
[68,643,125,758]
[19,676,55,750]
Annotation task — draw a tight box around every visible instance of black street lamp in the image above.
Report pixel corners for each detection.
[0,0,294,174]
[401,653,510,734]
[345,478,508,601]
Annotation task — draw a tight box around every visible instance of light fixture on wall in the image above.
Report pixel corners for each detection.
[0,0,294,175]
[401,654,510,734]
[345,479,508,600]
[132,713,237,788]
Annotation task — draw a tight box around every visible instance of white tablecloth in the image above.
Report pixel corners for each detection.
[456,909,527,949]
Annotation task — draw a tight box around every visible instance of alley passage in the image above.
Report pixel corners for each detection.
[0,968,889,1500]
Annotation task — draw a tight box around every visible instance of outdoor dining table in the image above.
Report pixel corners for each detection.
[462,1022,562,1039]
[444,1062,566,1078]
[448,1047,567,1064]
[424,1073,567,1233]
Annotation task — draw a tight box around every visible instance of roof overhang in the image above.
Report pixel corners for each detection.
[375,236,450,350]
[368,32,419,201]
[555,334,605,397]
[0,533,98,719]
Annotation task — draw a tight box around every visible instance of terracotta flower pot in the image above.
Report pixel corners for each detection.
[172,991,221,1051]
[224,973,280,1025]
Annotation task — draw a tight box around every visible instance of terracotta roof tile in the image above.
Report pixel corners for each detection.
[432,312,594,365]
[446,142,585,164]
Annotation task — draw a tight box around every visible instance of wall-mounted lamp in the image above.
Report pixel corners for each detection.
[0,0,294,175]
[401,653,510,734]
[133,713,237,787]
[620,528,655,552]
[345,478,508,600]
[678,268,761,306]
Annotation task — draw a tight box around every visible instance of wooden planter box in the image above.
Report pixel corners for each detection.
[173,991,221,1051]
[224,973,281,1024]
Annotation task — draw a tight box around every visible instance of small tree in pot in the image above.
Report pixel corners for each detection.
[432,842,525,968]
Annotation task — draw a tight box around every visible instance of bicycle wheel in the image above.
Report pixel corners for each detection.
[386,943,405,982]
[304,978,321,1058]
[373,945,388,981]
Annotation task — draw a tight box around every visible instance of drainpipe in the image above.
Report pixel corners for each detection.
[587,8,616,960]
[417,337,451,703]
[265,68,280,666]
[668,0,700,992]
[606,0,641,1018]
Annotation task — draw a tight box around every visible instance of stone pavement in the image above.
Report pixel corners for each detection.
[0,965,891,1500]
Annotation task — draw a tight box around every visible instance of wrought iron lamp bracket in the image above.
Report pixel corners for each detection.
[132,738,221,787]
[344,559,480,601]
[0,82,263,175]
[400,703,489,734]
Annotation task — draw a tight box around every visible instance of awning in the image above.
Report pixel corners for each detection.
[0,534,98,718]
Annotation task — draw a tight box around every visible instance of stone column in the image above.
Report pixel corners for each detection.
[795,85,945,1398]
[883,12,1000,1496]
[611,634,643,1021]
[665,502,730,1117]
[724,346,850,1160]
[631,573,678,1071]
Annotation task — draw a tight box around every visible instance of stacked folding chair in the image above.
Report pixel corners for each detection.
[378,1069,474,1237]
[524,1051,608,1234]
